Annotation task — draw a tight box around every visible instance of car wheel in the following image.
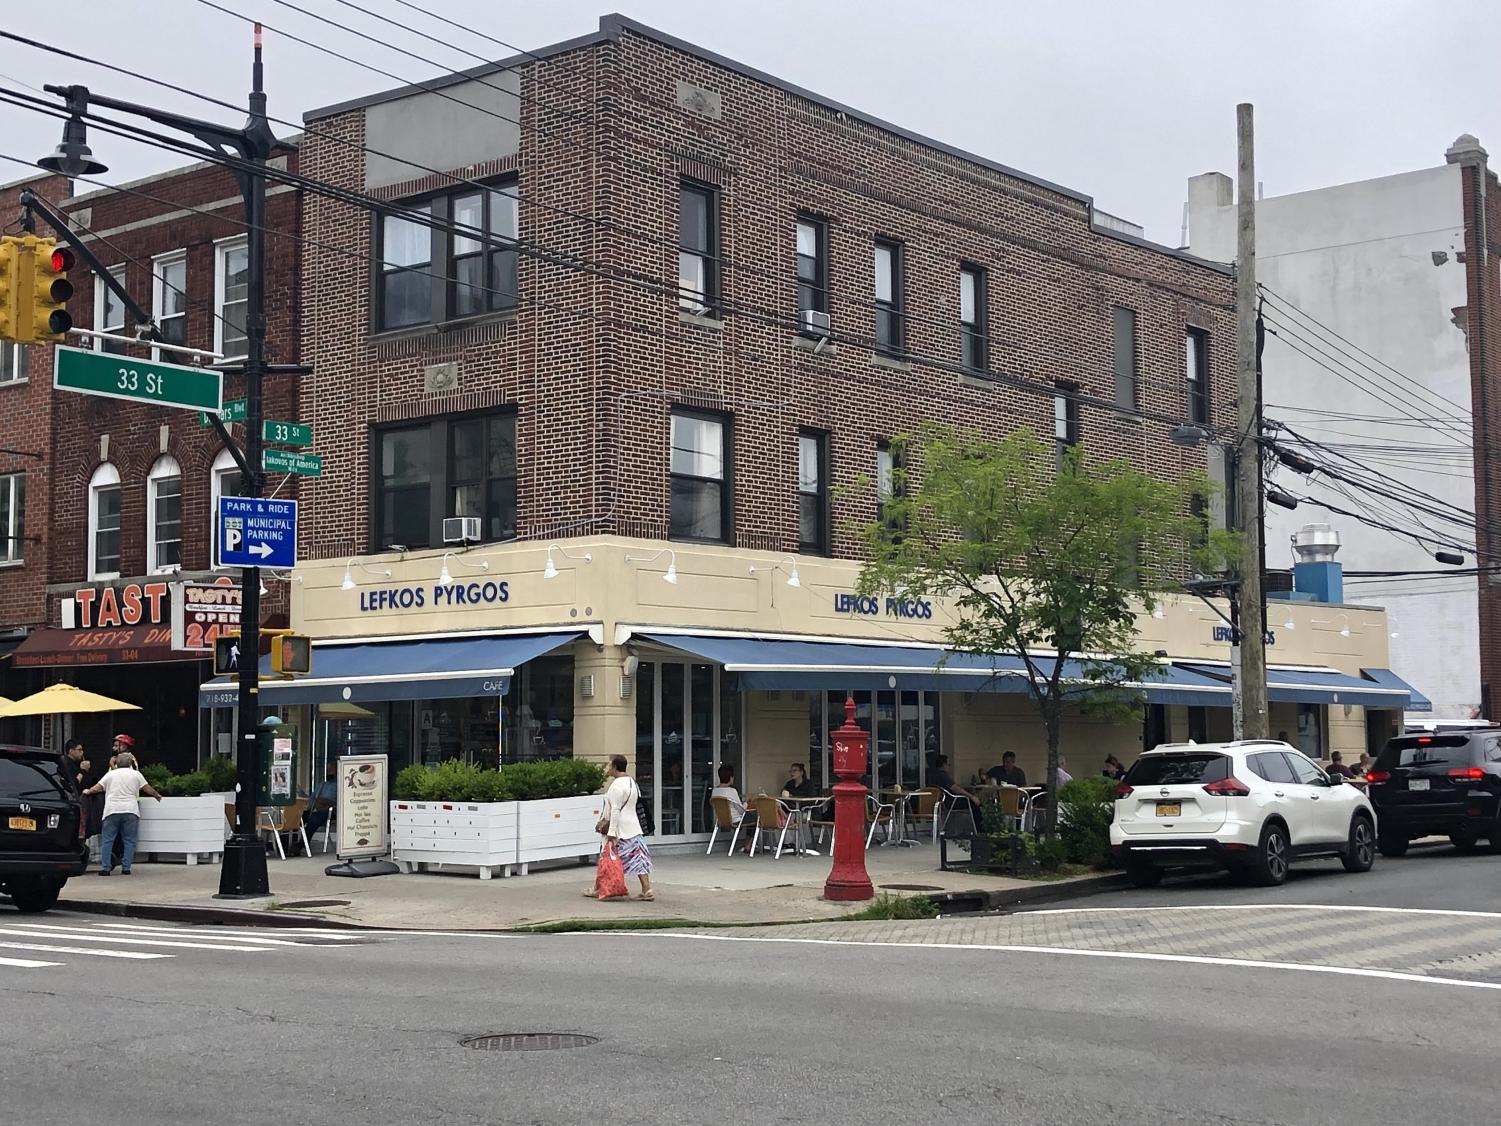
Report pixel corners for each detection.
[1341,816,1375,873]
[1125,862,1163,889]
[1487,831,1501,856]
[1450,829,1480,854]
[8,879,61,914]
[1377,832,1409,858]
[1250,822,1290,887]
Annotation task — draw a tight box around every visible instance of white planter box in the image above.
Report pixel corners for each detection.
[516,793,605,874]
[136,793,233,865]
[390,793,606,879]
[390,800,519,880]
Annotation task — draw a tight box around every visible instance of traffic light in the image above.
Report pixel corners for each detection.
[213,633,242,678]
[0,238,18,343]
[25,237,73,343]
[271,633,312,675]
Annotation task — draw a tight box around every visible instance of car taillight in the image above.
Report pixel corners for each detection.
[1203,776,1251,797]
[1448,768,1485,782]
[1113,781,1134,799]
[1366,770,1391,784]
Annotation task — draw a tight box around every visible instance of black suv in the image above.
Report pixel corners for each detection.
[0,745,89,912]
[1367,730,1501,856]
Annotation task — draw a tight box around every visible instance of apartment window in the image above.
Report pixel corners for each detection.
[210,449,242,568]
[1054,382,1079,468]
[0,342,26,385]
[678,181,717,315]
[153,252,187,355]
[215,239,249,358]
[147,455,183,572]
[95,265,127,354]
[0,473,24,564]
[873,239,903,353]
[960,265,986,370]
[875,440,904,525]
[372,412,517,550]
[798,430,829,555]
[377,183,519,332]
[1112,306,1136,409]
[1186,328,1210,425]
[795,217,827,318]
[670,410,730,542]
[88,462,121,579]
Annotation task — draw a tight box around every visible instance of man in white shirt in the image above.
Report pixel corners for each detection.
[709,763,756,851]
[82,751,163,876]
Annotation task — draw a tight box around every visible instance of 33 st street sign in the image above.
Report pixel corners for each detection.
[54,344,223,413]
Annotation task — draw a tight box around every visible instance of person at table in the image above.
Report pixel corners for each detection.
[1326,751,1354,779]
[1101,754,1126,780]
[709,763,756,852]
[1055,755,1074,786]
[986,752,1026,787]
[303,760,340,842]
[931,754,980,820]
[782,762,816,798]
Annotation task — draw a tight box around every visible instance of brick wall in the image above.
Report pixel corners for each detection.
[298,22,1235,564]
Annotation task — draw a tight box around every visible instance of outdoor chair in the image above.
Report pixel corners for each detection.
[313,797,336,853]
[706,795,751,855]
[938,789,975,837]
[257,798,310,861]
[809,801,836,850]
[997,784,1029,830]
[748,795,797,858]
[906,787,941,843]
[865,792,896,848]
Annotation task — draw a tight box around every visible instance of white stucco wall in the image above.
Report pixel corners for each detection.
[1186,163,1477,719]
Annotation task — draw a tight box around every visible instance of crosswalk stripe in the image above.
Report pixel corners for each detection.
[0,926,275,952]
[90,922,369,942]
[24,923,355,949]
[0,955,61,968]
[0,941,170,960]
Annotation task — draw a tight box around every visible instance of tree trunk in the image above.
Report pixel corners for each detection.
[1042,706,1062,835]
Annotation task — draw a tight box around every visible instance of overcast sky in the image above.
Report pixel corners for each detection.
[3,0,1498,246]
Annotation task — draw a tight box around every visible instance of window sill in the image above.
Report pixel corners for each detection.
[792,335,839,356]
[0,559,23,570]
[89,571,121,583]
[871,352,913,372]
[0,378,28,389]
[679,311,723,331]
[370,308,519,345]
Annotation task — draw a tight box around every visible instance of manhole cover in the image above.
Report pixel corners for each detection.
[460,1033,599,1052]
[879,884,944,892]
[278,899,351,908]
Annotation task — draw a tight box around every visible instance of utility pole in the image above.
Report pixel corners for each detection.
[1235,102,1269,740]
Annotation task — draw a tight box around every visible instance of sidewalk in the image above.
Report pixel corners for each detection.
[58,843,1116,930]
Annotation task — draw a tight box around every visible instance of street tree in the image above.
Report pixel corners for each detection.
[857,425,1229,831]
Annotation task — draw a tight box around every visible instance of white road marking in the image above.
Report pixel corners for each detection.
[32,923,355,948]
[616,932,1501,992]
[0,926,274,952]
[89,922,369,941]
[1024,903,1501,921]
[0,955,62,968]
[0,941,169,960]
[85,922,509,940]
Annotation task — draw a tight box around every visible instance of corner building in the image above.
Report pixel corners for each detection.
[264,16,1419,842]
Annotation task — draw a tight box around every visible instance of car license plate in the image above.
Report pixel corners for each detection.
[1409,778,1430,792]
[1156,802,1181,817]
[7,816,36,831]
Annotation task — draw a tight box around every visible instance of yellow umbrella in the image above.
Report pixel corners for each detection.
[0,697,12,709]
[0,683,141,718]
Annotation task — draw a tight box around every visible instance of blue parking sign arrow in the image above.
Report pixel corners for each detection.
[219,497,297,570]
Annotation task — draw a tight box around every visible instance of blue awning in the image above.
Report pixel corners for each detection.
[1361,667,1433,713]
[637,633,1231,705]
[198,631,581,707]
[1181,662,1413,709]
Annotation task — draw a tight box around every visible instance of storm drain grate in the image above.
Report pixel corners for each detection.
[879,884,944,892]
[460,1033,599,1052]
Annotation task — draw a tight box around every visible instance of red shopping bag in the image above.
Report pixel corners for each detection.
[595,841,629,900]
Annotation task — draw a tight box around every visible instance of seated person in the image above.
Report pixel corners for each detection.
[986,751,1026,787]
[1326,751,1354,779]
[930,754,981,823]
[709,763,756,851]
[782,762,816,798]
[303,761,340,841]
[1102,754,1126,780]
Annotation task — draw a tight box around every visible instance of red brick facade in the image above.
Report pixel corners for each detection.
[297,18,1236,563]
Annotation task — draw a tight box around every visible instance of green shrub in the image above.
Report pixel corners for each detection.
[140,763,172,790]
[496,758,605,801]
[1033,834,1071,872]
[1057,775,1117,868]
[391,758,606,803]
[843,893,940,921]
[203,755,237,792]
[392,763,432,801]
[158,770,211,797]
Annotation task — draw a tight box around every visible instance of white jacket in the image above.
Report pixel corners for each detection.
[604,776,643,840]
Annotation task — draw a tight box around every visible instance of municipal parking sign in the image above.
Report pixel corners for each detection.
[219,497,298,569]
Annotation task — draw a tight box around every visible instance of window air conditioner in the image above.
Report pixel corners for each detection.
[442,516,480,545]
[801,309,831,337]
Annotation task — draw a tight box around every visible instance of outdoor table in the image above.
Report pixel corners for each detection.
[769,794,827,855]
[879,789,923,847]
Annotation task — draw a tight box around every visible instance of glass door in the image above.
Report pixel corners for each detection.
[634,660,739,839]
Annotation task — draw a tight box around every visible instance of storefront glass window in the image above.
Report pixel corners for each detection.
[810,690,939,789]
[636,663,660,832]
[418,696,500,767]
[634,660,742,839]
[660,664,686,835]
[501,654,575,764]
[808,693,826,793]
[1296,704,1324,758]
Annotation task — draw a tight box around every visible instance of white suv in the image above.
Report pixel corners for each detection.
[1110,741,1377,888]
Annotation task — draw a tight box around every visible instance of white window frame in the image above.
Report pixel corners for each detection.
[0,472,24,566]
[87,462,121,580]
[0,341,26,386]
[152,250,187,360]
[210,448,242,569]
[213,237,249,358]
[147,454,183,574]
[94,265,127,354]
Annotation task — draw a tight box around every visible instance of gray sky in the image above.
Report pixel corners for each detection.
[4,0,1498,246]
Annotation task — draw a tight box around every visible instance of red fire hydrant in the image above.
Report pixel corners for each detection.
[824,693,874,901]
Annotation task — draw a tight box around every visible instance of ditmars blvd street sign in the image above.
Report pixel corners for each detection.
[55,345,223,413]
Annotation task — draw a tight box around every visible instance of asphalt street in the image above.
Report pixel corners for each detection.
[4,870,1501,1126]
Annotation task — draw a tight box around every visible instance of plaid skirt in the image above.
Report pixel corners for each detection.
[616,835,653,876]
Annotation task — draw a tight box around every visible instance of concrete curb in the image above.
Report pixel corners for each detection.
[932,872,1129,915]
[58,898,369,930]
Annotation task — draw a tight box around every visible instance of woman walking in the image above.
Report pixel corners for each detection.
[603,754,653,902]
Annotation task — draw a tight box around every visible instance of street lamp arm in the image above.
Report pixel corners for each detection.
[43,83,268,160]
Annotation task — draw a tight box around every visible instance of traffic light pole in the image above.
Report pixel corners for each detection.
[41,31,278,897]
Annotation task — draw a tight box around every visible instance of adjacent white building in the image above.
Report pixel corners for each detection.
[1185,137,1486,721]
